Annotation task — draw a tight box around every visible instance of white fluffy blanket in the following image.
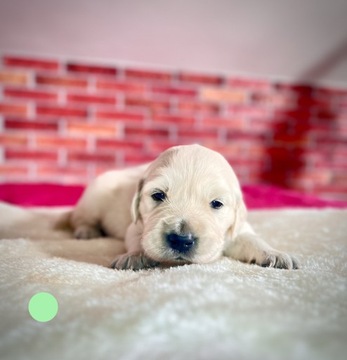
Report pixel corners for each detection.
[0,203,346,360]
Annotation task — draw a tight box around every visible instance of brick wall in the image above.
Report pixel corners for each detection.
[0,54,346,201]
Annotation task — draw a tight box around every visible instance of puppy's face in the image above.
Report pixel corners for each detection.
[133,145,244,265]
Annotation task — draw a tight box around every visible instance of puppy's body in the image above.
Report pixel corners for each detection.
[72,164,148,240]
[72,145,298,270]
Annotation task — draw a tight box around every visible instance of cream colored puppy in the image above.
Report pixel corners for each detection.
[71,144,298,270]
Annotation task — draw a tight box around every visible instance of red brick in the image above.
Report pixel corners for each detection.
[229,105,270,118]
[297,96,333,109]
[124,153,157,164]
[0,134,28,147]
[4,88,58,102]
[247,119,276,134]
[273,133,310,146]
[314,109,337,120]
[238,169,263,184]
[289,169,333,188]
[5,149,58,162]
[251,91,296,108]
[332,144,347,158]
[95,110,144,122]
[67,122,118,137]
[229,77,271,89]
[338,98,347,109]
[67,93,116,105]
[96,80,147,93]
[36,74,88,88]
[4,56,59,71]
[153,114,195,125]
[0,71,29,85]
[302,151,323,168]
[202,117,244,130]
[67,63,117,76]
[177,101,220,115]
[96,139,144,151]
[4,118,58,132]
[274,83,314,96]
[331,173,347,187]
[264,146,305,161]
[177,128,219,140]
[227,158,265,171]
[315,189,347,202]
[125,69,172,82]
[201,88,247,103]
[226,131,267,142]
[178,73,224,85]
[0,164,29,176]
[333,158,347,171]
[94,165,124,176]
[36,105,88,118]
[68,151,116,164]
[37,165,88,181]
[310,130,340,145]
[314,87,347,97]
[152,86,197,97]
[206,143,245,158]
[36,136,87,149]
[290,120,313,134]
[124,125,169,138]
[0,103,28,116]
[145,141,180,154]
[242,143,268,158]
[125,97,171,112]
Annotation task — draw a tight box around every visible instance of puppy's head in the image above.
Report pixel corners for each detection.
[132,144,246,265]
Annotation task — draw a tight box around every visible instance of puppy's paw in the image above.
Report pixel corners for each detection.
[252,251,299,270]
[74,225,103,240]
[110,252,159,271]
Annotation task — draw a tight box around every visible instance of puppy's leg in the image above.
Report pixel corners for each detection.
[73,223,104,239]
[110,222,159,270]
[224,222,299,269]
[71,199,104,239]
[71,188,109,239]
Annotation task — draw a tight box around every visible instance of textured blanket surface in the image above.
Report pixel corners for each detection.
[0,204,346,360]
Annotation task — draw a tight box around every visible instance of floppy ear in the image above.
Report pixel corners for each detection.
[131,178,144,223]
[227,193,248,241]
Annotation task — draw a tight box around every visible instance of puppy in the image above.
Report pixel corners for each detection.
[71,144,299,270]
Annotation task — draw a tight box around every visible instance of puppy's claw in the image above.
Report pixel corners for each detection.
[259,252,299,270]
[111,252,159,271]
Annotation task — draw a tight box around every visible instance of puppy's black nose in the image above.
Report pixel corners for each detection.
[166,232,196,253]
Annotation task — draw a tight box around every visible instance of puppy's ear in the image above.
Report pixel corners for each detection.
[227,194,248,241]
[131,178,144,223]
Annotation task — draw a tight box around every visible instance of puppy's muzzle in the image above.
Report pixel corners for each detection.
[166,232,196,254]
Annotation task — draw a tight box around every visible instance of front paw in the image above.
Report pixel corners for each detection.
[252,251,299,270]
[110,252,159,270]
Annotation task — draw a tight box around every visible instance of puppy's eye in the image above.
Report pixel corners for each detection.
[151,191,166,202]
[210,200,224,209]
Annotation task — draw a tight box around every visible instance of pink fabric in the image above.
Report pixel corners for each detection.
[0,183,346,209]
[242,185,347,209]
[0,183,84,207]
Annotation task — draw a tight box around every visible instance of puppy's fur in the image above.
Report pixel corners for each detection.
[72,145,299,270]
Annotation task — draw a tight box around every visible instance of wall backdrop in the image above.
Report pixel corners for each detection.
[0,54,346,201]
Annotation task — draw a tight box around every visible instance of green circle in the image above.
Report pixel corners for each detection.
[28,292,58,322]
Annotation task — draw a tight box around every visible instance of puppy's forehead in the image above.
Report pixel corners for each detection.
[145,145,236,190]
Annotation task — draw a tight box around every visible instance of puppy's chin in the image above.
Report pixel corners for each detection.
[142,246,193,264]
[158,258,192,269]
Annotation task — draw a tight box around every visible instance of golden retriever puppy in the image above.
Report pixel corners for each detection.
[71,144,298,270]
